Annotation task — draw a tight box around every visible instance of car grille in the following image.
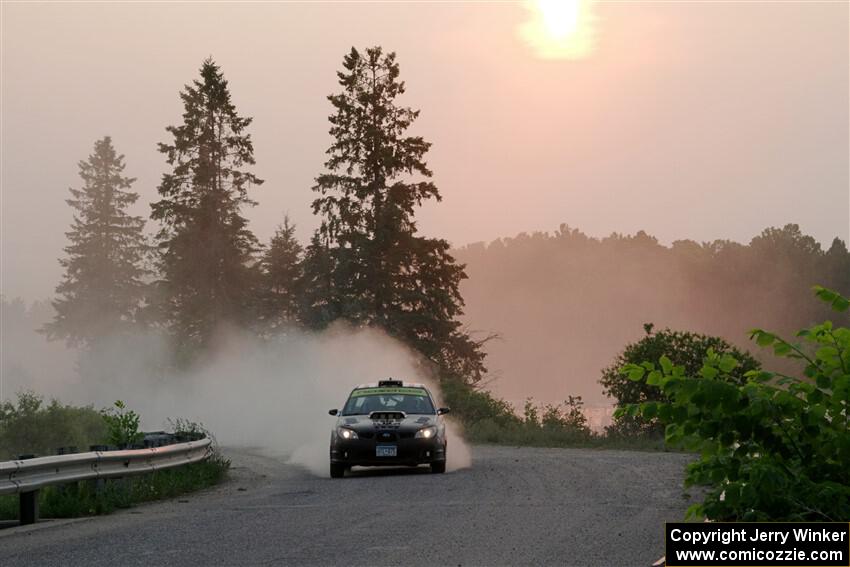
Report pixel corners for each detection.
[356,427,415,441]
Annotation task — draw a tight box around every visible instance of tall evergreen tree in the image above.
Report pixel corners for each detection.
[44,137,148,346]
[151,58,263,355]
[258,216,303,331]
[308,46,487,383]
[300,232,338,329]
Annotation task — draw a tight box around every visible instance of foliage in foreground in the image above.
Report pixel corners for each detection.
[620,286,850,521]
[600,324,760,437]
[0,453,229,521]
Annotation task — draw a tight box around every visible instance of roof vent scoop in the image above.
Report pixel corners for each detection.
[370,411,406,421]
[378,378,403,387]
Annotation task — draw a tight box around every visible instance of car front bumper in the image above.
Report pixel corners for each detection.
[330,437,446,467]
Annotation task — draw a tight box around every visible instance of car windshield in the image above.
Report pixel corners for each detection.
[342,387,435,416]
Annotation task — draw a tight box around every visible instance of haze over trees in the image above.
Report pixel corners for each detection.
[38,50,486,393]
[455,224,850,404]
[151,58,264,358]
[29,50,850,419]
[304,46,487,384]
[258,217,303,332]
[43,137,148,348]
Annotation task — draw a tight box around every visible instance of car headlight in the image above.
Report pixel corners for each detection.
[337,427,358,440]
[415,426,437,439]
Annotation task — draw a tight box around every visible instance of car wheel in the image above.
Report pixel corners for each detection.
[430,460,446,474]
[330,463,346,478]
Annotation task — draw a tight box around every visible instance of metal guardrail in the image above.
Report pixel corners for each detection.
[0,438,212,525]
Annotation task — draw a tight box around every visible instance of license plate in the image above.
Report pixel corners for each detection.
[376,445,397,457]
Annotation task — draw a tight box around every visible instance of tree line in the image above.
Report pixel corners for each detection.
[453,224,850,405]
[36,47,850,410]
[44,48,486,386]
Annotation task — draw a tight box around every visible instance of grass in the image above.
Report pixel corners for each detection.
[0,453,230,521]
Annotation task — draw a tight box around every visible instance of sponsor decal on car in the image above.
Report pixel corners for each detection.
[350,387,428,397]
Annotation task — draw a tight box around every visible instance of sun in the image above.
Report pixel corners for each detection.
[519,0,598,60]
[538,0,582,40]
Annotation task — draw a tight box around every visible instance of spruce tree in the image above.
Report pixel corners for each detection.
[309,46,487,383]
[45,137,148,347]
[151,58,263,355]
[300,232,338,329]
[258,216,303,331]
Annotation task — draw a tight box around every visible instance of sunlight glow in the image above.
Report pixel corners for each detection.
[519,0,598,60]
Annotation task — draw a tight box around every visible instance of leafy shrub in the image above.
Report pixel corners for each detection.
[540,396,590,432]
[440,379,519,427]
[101,400,143,448]
[441,379,669,449]
[601,324,760,436]
[619,286,850,520]
[457,391,599,447]
[0,392,107,459]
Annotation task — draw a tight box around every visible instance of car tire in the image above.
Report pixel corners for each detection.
[330,463,345,478]
[430,460,446,474]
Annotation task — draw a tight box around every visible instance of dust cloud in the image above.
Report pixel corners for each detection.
[0,313,471,474]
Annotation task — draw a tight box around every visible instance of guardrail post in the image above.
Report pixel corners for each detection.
[17,454,39,525]
[88,445,108,495]
[20,490,39,525]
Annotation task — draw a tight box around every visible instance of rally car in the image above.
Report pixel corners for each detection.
[328,379,450,478]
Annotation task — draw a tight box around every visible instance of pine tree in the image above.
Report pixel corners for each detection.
[310,46,487,383]
[44,137,148,347]
[300,232,338,329]
[259,216,303,331]
[151,58,263,355]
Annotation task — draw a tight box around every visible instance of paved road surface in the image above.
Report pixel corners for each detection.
[1,445,695,566]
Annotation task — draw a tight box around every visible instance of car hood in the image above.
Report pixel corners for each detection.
[337,414,437,434]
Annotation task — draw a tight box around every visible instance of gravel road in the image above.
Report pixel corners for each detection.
[1,445,695,566]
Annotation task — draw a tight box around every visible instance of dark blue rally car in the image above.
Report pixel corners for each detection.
[328,379,450,478]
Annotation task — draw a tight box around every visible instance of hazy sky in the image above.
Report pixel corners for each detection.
[2,1,848,302]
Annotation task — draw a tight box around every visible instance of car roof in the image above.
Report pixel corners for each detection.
[353,382,428,390]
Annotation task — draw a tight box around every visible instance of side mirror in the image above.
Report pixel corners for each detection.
[328,409,338,416]
[437,407,451,415]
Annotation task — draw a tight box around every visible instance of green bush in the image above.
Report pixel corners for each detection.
[601,324,760,436]
[442,377,671,450]
[0,392,107,459]
[620,286,850,520]
[440,379,519,427]
[101,400,143,448]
